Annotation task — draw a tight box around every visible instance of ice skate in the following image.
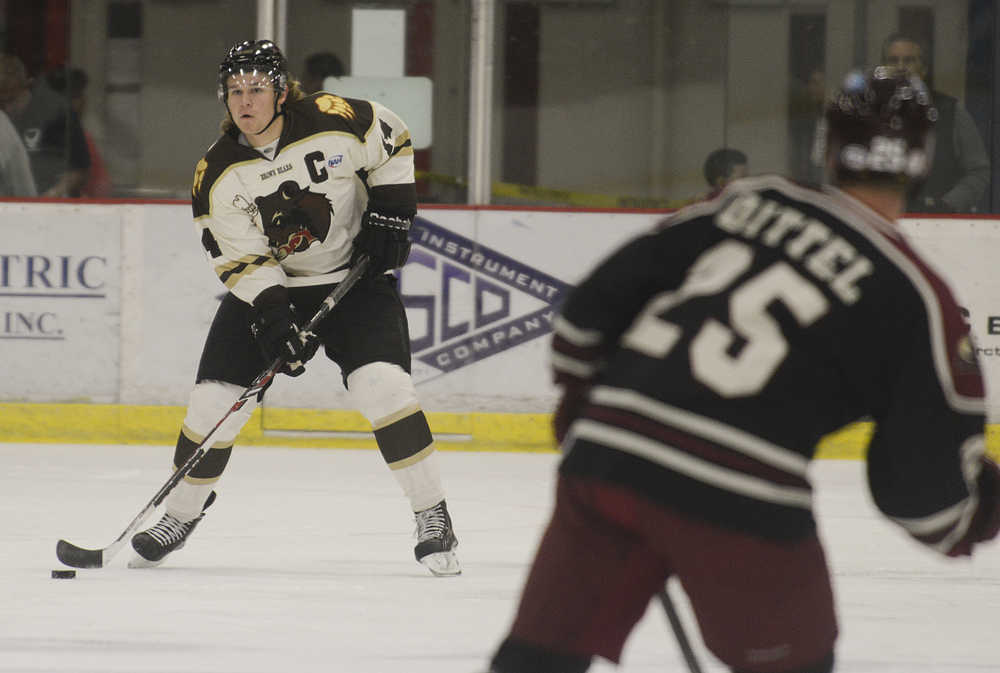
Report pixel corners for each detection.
[129,491,216,568]
[414,499,461,576]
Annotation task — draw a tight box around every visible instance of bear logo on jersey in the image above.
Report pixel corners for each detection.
[253,180,333,261]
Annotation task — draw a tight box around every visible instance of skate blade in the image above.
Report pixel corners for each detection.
[127,553,165,569]
[419,550,461,576]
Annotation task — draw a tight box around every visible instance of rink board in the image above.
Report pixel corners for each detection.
[0,200,999,455]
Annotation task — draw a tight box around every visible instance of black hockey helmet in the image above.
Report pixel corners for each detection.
[819,66,937,185]
[217,39,289,101]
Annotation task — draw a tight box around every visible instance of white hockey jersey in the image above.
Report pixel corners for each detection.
[191,92,416,305]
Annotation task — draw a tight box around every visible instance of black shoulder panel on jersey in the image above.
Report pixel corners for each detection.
[285,94,376,145]
[192,134,257,218]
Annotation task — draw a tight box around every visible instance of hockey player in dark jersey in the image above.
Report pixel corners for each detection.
[487,69,1000,672]
[129,40,460,576]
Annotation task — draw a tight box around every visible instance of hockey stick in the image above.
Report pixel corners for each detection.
[55,256,371,569]
[658,583,704,673]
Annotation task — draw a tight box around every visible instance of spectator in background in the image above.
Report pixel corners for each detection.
[49,67,111,198]
[0,55,90,198]
[0,55,37,196]
[0,64,37,197]
[0,108,37,196]
[674,148,748,208]
[703,147,748,192]
[301,51,345,95]
[882,33,989,213]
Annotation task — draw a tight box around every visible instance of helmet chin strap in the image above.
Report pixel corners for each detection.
[252,108,282,136]
[252,93,284,136]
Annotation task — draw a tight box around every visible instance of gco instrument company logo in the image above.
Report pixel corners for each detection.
[400,217,571,379]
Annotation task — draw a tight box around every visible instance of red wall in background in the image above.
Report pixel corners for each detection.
[6,0,68,76]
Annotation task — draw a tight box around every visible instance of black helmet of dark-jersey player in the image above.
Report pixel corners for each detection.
[820,66,937,187]
[218,39,289,136]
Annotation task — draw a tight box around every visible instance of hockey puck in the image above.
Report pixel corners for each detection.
[51,569,76,579]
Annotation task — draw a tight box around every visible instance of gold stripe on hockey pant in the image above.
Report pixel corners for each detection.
[373,408,435,469]
[172,425,234,482]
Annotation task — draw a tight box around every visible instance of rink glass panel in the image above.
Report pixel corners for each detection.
[0,1,994,211]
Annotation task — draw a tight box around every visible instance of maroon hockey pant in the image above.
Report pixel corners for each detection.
[505,476,838,672]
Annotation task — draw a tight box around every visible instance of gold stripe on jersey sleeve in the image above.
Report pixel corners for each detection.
[391,130,413,158]
[216,254,278,289]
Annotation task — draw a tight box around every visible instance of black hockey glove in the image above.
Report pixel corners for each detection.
[350,208,413,275]
[947,457,1000,557]
[250,286,319,377]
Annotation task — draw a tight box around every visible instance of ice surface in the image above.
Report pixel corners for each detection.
[1,443,998,672]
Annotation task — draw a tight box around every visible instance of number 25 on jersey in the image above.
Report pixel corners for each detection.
[622,240,830,397]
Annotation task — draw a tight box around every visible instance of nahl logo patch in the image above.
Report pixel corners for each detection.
[399,217,570,380]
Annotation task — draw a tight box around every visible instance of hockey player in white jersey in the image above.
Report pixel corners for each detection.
[129,40,459,576]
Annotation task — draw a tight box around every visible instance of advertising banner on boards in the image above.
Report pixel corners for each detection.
[4,202,1000,421]
[0,204,121,402]
[262,207,657,414]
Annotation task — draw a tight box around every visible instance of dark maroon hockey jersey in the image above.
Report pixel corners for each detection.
[553,175,987,550]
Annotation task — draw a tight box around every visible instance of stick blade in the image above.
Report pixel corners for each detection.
[56,539,105,568]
